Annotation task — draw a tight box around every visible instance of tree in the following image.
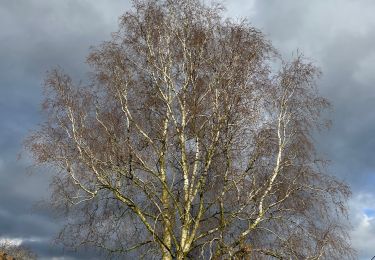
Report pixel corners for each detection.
[26,0,354,259]
[0,241,37,260]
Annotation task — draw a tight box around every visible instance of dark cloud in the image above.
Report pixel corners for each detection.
[244,1,375,258]
[228,0,375,190]
[21,239,102,260]
[0,0,129,258]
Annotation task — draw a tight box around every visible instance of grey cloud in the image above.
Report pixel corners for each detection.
[240,0,375,191]
[21,239,102,260]
[0,0,129,258]
[245,1,375,258]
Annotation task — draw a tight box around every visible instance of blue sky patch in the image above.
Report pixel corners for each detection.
[364,208,375,218]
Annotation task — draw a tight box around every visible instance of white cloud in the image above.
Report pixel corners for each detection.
[223,0,256,19]
[0,238,23,246]
[0,236,45,246]
[349,192,375,259]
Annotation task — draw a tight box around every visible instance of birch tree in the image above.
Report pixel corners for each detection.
[26,0,354,259]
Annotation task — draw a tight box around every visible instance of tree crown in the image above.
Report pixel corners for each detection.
[26,0,354,259]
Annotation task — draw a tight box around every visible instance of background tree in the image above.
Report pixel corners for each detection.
[0,241,37,260]
[26,0,354,259]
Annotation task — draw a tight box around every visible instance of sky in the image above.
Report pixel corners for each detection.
[0,0,374,259]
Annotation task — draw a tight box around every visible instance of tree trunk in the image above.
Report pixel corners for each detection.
[176,251,186,260]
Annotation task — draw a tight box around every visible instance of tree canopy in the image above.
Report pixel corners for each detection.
[26,0,354,259]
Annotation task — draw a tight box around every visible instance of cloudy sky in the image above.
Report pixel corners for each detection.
[0,0,374,259]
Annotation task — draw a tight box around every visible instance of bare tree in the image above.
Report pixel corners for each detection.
[0,241,37,260]
[25,0,354,259]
